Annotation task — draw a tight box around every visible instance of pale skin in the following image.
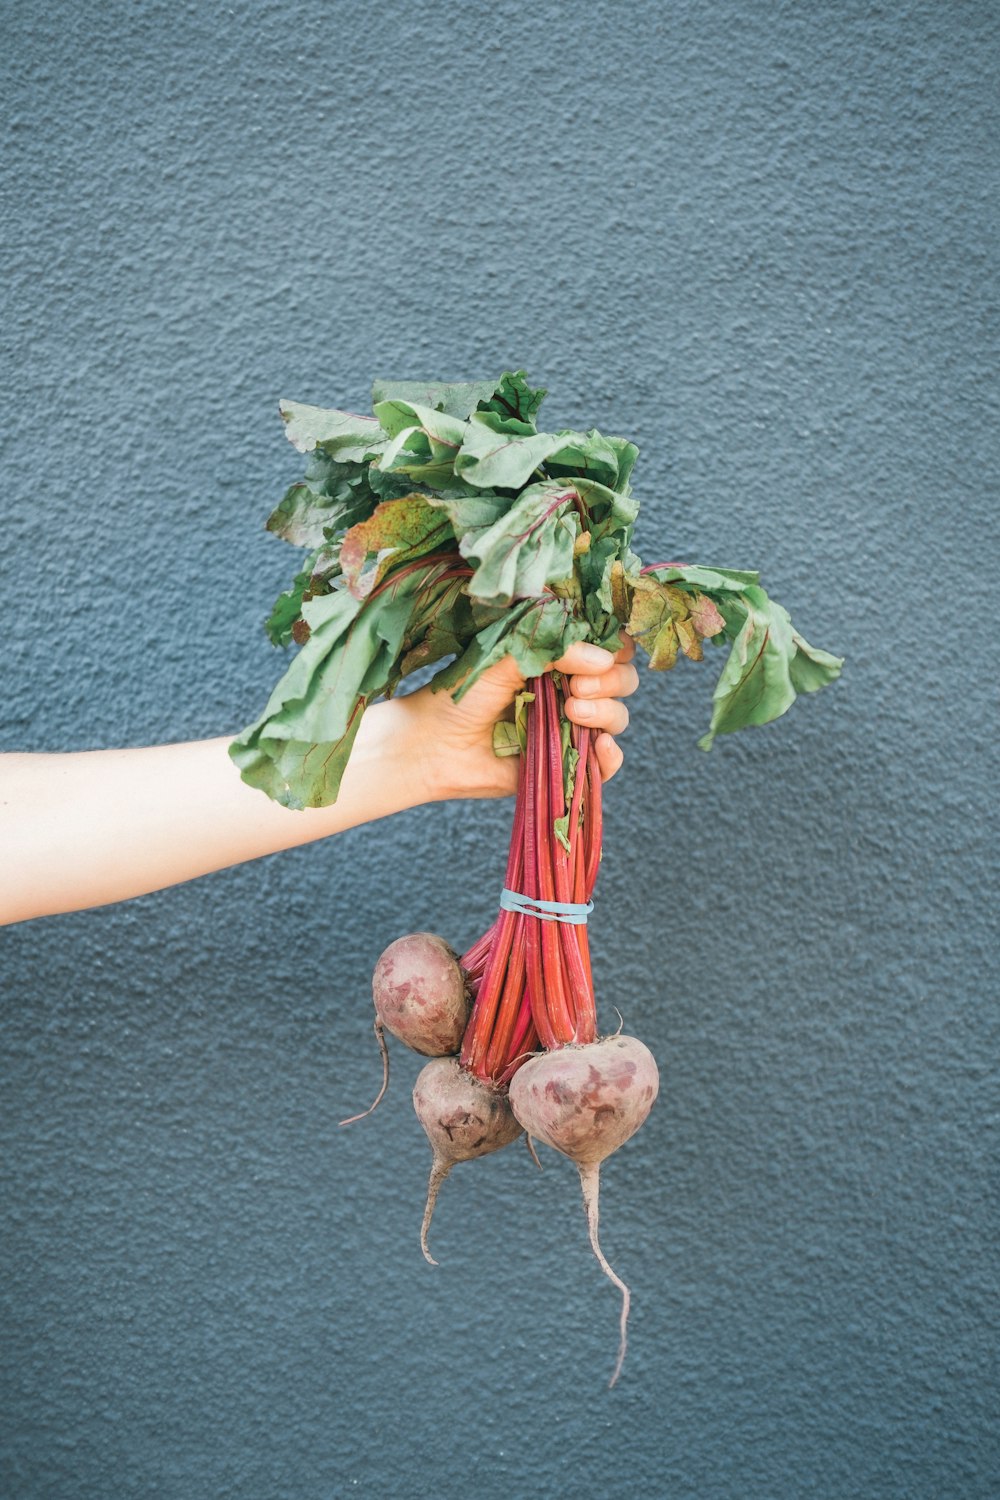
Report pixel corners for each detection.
[0,637,638,927]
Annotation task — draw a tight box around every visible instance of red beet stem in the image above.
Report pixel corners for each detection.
[460,907,517,1075]
[533,677,575,1045]
[522,681,555,1049]
[545,678,595,1043]
[456,669,606,1081]
[483,915,528,1079]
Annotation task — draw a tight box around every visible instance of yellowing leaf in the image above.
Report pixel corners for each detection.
[339,495,453,599]
[649,619,679,669]
[675,616,703,661]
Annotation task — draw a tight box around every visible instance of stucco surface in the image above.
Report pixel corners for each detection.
[2,2,997,1496]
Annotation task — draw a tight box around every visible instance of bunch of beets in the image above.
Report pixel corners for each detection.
[234,372,842,1384]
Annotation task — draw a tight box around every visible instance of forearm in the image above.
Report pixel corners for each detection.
[0,699,432,926]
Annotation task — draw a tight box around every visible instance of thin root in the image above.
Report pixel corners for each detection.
[610,1007,625,1038]
[339,1020,390,1126]
[420,1157,452,1266]
[524,1133,543,1170]
[578,1161,631,1388]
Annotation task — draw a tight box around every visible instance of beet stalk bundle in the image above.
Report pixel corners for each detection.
[460,672,599,1083]
[234,371,844,1386]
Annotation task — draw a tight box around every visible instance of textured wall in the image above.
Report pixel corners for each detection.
[2,2,997,1496]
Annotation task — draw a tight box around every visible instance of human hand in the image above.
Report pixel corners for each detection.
[395,634,639,802]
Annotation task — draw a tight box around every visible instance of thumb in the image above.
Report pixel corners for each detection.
[466,653,529,724]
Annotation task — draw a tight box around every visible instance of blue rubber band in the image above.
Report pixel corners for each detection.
[500,888,594,925]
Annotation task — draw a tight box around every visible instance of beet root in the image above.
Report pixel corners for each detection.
[412,1056,522,1265]
[508,1034,660,1386]
[341,933,471,1126]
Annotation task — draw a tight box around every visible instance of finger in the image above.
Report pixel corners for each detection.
[550,641,617,676]
[594,732,624,782]
[567,662,640,701]
[615,633,636,664]
[563,696,630,736]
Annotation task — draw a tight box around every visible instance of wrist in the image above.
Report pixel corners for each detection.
[355,696,441,809]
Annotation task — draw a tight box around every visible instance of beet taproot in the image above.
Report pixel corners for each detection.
[508,1034,659,1385]
[412,1056,522,1264]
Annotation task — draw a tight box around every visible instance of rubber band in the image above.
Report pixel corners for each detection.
[500,888,594,925]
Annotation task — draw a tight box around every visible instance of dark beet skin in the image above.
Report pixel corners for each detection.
[373,932,470,1057]
[412,1056,522,1264]
[507,1035,659,1165]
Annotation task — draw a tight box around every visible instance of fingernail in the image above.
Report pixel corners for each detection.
[577,644,613,669]
[573,699,595,719]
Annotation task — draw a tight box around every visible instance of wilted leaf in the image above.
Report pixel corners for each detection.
[231,561,458,807]
[699,586,844,749]
[688,592,726,639]
[675,615,702,661]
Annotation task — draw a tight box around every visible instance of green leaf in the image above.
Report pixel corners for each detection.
[553,713,581,853]
[699,585,843,749]
[434,597,590,701]
[372,399,467,446]
[458,478,580,603]
[492,721,522,758]
[788,633,845,693]
[424,487,510,545]
[369,373,548,433]
[367,461,427,500]
[371,377,497,420]
[278,400,387,462]
[453,412,568,489]
[266,473,375,549]
[542,429,625,489]
[641,562,760,592]
[264,544,341,647]
[231,586,365,805]
[265,559,317,648]
[479,371,548,430]
[232,562,457,807]
[453,415,634,493]
[604,434,640,492]
[371,399,469,487]
[503,598,591,684]
[572,477,639,530]
[395,575,472,685]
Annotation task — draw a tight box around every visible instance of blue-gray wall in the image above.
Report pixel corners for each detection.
[2,3,996,1496]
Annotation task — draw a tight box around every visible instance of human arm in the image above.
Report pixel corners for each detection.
[0,639,637,926]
